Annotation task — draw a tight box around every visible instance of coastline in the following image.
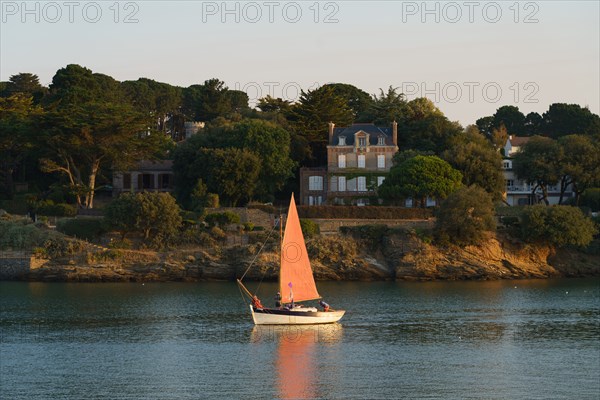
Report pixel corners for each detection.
[2,232,598,283]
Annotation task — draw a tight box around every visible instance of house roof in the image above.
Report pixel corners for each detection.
[331,123,394,146]
[135,160,173,171]
[508,136,531,146]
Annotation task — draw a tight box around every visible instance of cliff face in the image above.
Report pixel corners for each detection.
[14,233,600,282]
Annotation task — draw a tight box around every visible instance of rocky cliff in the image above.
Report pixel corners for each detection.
[14,231,599,282]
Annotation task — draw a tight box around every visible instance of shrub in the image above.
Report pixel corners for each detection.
[36,201,77,217]
[205,193,220,208]
[205,211,241,227]
[243,222,255,231]
[300,219,320,238]
[580,188,600,211]
[108,238,132,249]
[519,205,597,247]
[434,185,496,246]
[210,226,227,241]
[57,218,107,241]
[104,192,182,247]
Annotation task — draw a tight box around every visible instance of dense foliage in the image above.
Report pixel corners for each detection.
[434,185,496,246]
[519,205,597,247]
[104,192,182,247]
[379,155,462,206]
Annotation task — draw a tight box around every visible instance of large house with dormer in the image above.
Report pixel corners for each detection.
[299,122,399,205]
[502,135,573,205]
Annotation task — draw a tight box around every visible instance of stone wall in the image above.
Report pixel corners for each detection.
[312,219,434,234]
[0,251,31,279]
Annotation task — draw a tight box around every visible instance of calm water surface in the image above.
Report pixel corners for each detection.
[1,279,599,399]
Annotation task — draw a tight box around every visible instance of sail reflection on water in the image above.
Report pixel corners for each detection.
[250,324,343,399]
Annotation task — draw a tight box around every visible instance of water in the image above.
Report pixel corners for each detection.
[1,279,599,399]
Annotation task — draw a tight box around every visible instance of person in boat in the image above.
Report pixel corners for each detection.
[319,300,330,312]
[275,292,282,308]
[251,295,264,310]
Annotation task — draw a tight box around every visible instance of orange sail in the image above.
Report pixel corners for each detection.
[279,195,320,303]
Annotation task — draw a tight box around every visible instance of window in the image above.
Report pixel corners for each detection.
[377,155,385,169]
[358,137,366,147]
[378,137,385,145]
[503,161,510,169]
[308,176,323,191]
[309,196,322,206]
[357,176,367,191]
[123,173,131,189]
[159,174,172,189]
[338,176,346,192]
[338,154,346,168]
[377,176,385,187]
[506,179,514,189]
[338,136,346,146]
[358,154,365,168]
[139,174,154,190]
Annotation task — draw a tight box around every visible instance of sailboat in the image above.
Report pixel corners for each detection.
[237,195,345,325]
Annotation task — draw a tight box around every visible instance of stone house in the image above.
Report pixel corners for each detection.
[300,122,399,205]
[112,160,174,196]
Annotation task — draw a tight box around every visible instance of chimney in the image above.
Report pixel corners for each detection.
[328,122,335,144]
[392,120,398,146]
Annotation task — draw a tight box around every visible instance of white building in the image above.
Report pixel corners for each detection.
[502,136,573,205]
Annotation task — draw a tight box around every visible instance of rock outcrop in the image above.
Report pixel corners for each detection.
[8,232,600,282]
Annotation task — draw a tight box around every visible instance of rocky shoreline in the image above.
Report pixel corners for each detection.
[3,232,598,283]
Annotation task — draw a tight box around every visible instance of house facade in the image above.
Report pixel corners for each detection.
[502,135,572,205]
[300,122,399,205]
[112,160,174,196]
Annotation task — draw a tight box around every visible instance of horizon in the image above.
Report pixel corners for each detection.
[1,1,598,126]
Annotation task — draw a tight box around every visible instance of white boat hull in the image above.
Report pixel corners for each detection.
[249,305,345,325]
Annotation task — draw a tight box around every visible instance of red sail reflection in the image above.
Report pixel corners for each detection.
[276,326,318,399]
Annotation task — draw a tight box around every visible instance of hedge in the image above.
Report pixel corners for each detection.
[297,206,432,220]
[57,217,107,241]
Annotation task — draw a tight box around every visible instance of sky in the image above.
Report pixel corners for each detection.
[1,0,599,126]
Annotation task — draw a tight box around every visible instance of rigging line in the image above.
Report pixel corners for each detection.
[237,283,248,305]
[239,222,277,282]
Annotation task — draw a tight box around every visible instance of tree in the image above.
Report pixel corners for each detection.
[39,101,172,208]
[135,192,182,243]
[401,98,462,153]
[476,116,494,137]
[379,155,462,207]
[442,129,505,200]
[46,64,123,107]
[542,103,600,139]
[177,119,295,201]
[182,79,235,122]
[580,188,600,211]
[491,124,508,150]
[104,192,182,247]
[104,192,139,240]
[315,83,374,122]
[492,105,525,135]
[512,136,562,205]
[519,205,597,247]
[257,95,292,113]
[523,112,543,136]
[0,94,42,199]
[1,73,47,103]
[434,185,496,246]
[122,78,184,139]
[173,146,261,207]
[290,86,354,165]
[367,86,409,125]
[557,135,600,204]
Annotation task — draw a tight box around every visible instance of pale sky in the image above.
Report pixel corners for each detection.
[1,0,599,125]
